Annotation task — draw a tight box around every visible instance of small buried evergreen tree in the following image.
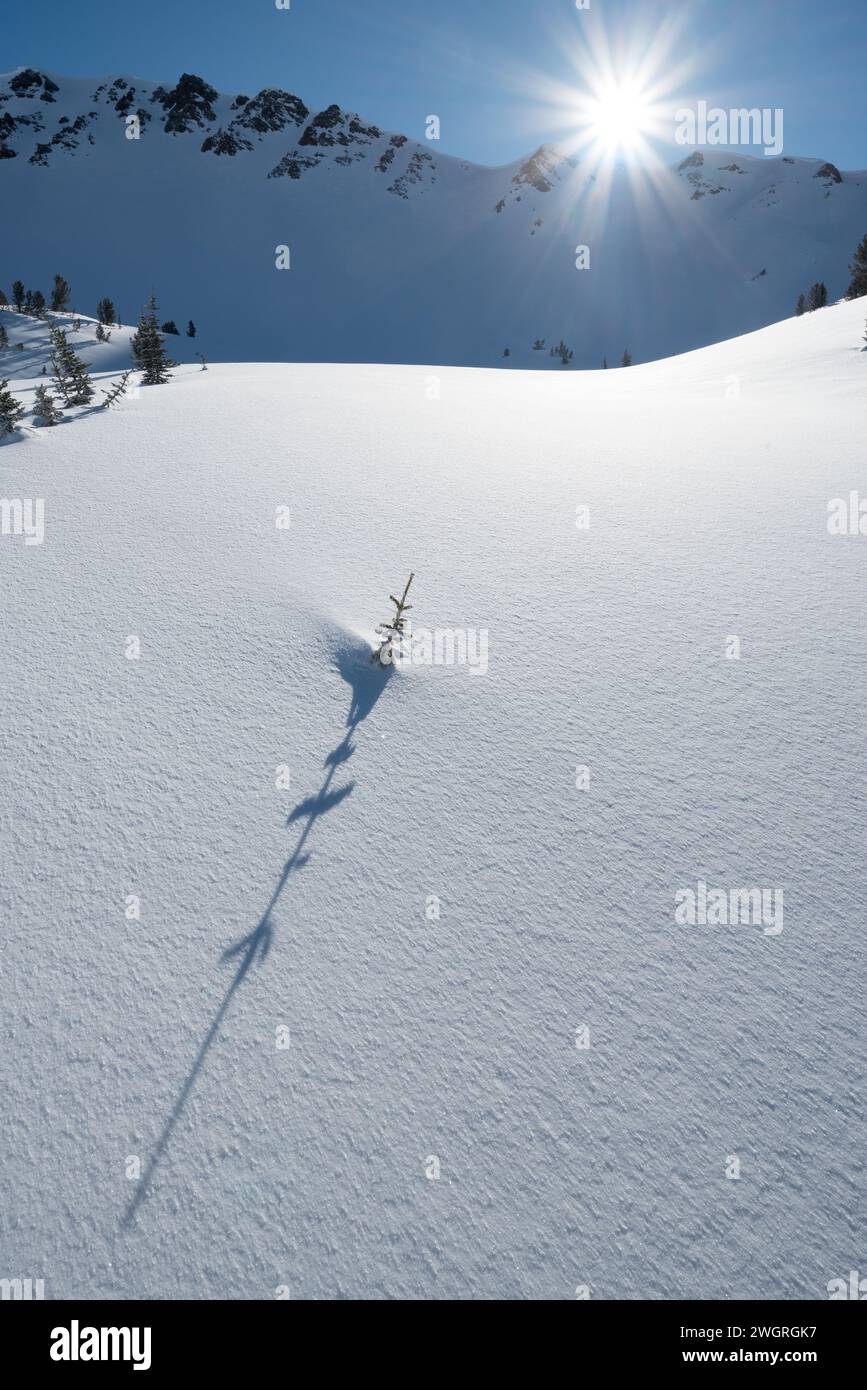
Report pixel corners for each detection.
[0,378,26,436]
[622,348,633,367]
[49,325,94,405]
[186,320,196,337]
[132,296,172,384]
[161,320,179,335]
[50,274,72,311]
[33,383,63,425]
[795,293,806,317]
[101,369,133,408]
[95,321,107,342]
[374,573,414,666]
[845,232,867,300]
[96,296,116,326]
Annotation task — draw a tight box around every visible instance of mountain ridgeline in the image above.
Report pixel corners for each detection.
[2,67,866,367]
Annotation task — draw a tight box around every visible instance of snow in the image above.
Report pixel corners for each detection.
[1,299,866,1299]
[2,68,867,367]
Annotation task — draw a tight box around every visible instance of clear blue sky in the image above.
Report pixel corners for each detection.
[6,0,867,167]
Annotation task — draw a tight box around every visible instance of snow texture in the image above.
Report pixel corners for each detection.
[0,300,866,1299]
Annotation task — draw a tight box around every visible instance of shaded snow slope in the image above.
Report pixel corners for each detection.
[1,301,865,1299]
[2,67,867,366]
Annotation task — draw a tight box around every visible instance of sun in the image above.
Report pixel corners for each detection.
[587,79,653,153]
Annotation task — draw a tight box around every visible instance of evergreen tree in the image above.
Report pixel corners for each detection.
[622,348,633,367]
[96,296,116,326]
[602,355,608,369]
[49,325,94,405]
[95,322,107,342]
[806,282,828,311]
[50,274,72,312]
[845,232,867,300]
[0,378,25,436]
[11,280,25,311]
[33,383,63,425]
[795,293,806,317]
[186,320,196,338]
[375,573,414,666]
[0,321,8,349]
[0,288,7,305]
[161,320,179,335]
[23,289,33,313]
[30,289,46,317]
[101,369,133,408]
[132,296,173,385]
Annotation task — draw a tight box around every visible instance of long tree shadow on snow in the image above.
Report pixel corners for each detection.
[122,636,392,1228]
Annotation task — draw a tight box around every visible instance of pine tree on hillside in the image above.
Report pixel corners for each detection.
[23,289,33,313]
[0,322,8,349]
[806,282,828,311]
[30,289,46,317]
[33,383,63,425]
[11,280,25,311]
[132,296,173,385]
[49,325,94,405]
[0,288,7,305]
[51,274,72,312]
[795,293,806,316]
[96,296,116,326]
[186,320,196,338]
[0,379,25,436]
[845,233,867,300]
[161,320,179,335]
[622,348,633,367]
[95,322,107,342]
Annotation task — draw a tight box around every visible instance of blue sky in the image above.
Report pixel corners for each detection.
[6,0,867,167]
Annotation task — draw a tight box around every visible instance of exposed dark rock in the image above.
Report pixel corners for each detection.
[815,161,842,185]
[10,69,58,102]
[201,126,254,156]
[152,73,219,134]
[233,88,308,134]
[388,149,435,198]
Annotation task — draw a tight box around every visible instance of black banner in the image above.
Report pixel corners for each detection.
[3,1299,863,1375]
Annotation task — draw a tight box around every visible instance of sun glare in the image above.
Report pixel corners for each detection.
[587,80,652,152]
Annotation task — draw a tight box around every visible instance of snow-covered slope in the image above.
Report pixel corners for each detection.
[1,300,865,1299]
[2,66,867,366]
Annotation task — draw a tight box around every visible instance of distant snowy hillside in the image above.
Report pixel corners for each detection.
[2,66,867,366]
[1,300,866,1298]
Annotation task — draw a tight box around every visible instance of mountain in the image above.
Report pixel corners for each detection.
[1,66,866,366]
[2,297,866,1296]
